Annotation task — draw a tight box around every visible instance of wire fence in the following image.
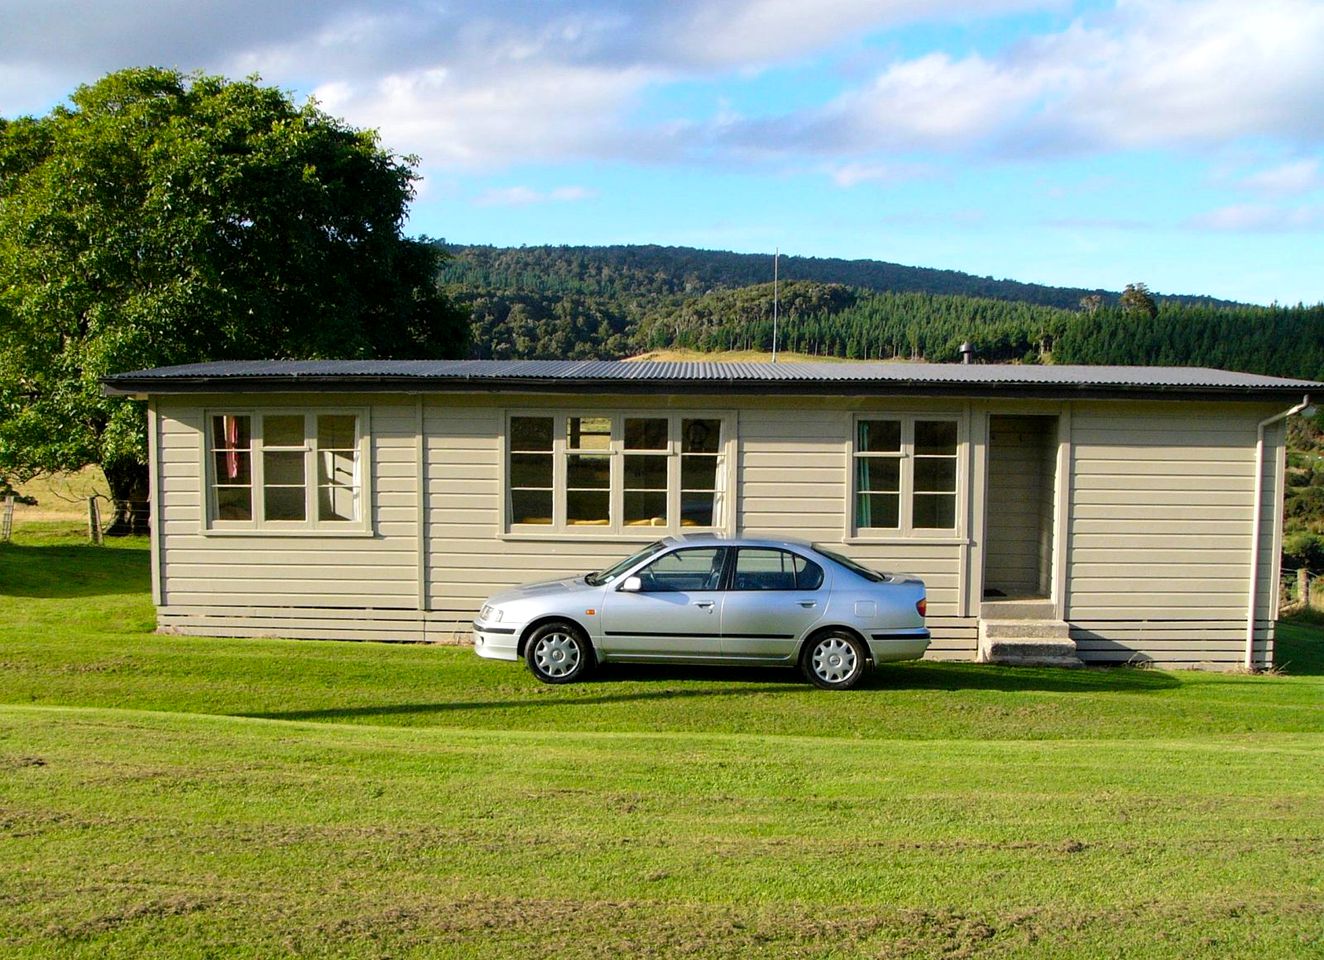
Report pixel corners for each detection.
[2,495,152,543]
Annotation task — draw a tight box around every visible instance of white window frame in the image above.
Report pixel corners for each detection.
[201,408,372,536]
[501,410,735,538]
[848,413,963,540]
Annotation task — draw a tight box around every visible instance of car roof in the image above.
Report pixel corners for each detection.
[667,533,817,551]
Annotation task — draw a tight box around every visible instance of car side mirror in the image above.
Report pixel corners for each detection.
[620,576,643,593]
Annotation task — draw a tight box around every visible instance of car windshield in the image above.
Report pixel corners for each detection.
[586,540,671,585]
[811,544,889,583]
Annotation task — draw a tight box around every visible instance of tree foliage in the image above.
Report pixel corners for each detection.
[0,68,467,527]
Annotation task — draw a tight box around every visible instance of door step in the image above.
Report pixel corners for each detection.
[978,619,1083,668]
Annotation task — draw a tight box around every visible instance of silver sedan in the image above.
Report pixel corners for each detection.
[473,535,929,690]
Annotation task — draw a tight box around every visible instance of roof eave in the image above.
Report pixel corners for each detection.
[100,374,1312,403]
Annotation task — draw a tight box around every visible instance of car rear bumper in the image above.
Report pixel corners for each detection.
[472,622,520,661]
[867,629,930,663]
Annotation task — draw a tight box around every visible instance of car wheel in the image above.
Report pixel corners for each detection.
[525,621,593,684]
[801,631,868,690]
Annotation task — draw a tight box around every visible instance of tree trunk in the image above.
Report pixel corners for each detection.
[102,458,150,536]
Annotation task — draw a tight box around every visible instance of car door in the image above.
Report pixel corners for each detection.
[720,548,827,660]
[599,546,727,658]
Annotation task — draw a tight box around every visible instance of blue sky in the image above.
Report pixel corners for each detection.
[3,0,1322,304]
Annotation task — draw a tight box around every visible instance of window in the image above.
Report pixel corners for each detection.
[636,547,726,592]
[207,412,365,531]
[731,549,824,591]
[505,413,730,534]
[853,416,960,535]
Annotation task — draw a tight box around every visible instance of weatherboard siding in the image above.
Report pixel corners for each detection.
[155,394,422,612]
[1063,401,1283,668]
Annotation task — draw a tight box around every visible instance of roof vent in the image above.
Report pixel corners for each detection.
[959,341,975,365]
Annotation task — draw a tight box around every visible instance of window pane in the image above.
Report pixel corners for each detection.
[681,493,715,527]
[265,486,306,522]
[568,416,612,450]
[681,454,718,490]
[914,493,957,529]
[319,449,355,487]
[856,457,899,492]
[211,414,250,451]
[566,489,610,525]
[624,454,667,489]
[682,418,720,454]
[915,420,958,455]
[264,415,305,448]
[624,417,668,450]
[733,549,797,590]
[638,548,724,592]
[510,489,552,525]
[213,451,251,485]
[794,556,825,590]
[264,451,306,486]
[215,487,252,521]
[914,457,957,492]
[317,415,357,450]
[510,416,553,451]
[510,453,553,488]
[624,491,668,526]
[857,419,901,453]
[567,453,610,488]
[318,485,358,522]
[856,493,900,529]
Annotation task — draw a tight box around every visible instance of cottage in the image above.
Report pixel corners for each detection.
[103,360,1317,670]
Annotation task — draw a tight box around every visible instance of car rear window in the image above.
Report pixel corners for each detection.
[811,545,888,583]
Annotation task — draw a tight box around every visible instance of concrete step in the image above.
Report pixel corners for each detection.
[980,619,1071,640]
[978,619,1083,668]
[980,599,1055,620]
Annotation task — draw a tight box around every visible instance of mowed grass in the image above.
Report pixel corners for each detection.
[1,525,1322,958]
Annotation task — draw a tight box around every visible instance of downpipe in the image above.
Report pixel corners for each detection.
[1246,395,1310,670]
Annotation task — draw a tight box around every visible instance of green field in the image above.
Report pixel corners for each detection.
[2,525,1322,958]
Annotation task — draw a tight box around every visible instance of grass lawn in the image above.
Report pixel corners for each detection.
[2,525,1322,957]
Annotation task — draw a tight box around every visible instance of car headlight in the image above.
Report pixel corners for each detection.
[479,604,504,623]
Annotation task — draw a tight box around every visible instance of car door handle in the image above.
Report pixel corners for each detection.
[797,600,817,608]
[693,600,714,609]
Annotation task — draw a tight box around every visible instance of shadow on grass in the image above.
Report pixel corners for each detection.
[0,543,150,598]
[248,659,1179,722]
[1274,618,1324,675]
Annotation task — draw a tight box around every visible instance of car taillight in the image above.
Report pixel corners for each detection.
[916,598,927,617]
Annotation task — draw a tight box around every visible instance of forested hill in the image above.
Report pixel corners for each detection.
[435,242,1323,380]
[438,242,1236,310]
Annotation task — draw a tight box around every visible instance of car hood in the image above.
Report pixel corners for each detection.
[487,576,591,606]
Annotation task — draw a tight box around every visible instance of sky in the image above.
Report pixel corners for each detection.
[2,0,1322,305]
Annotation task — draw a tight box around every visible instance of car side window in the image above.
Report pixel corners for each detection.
[732,549,824,591]
[636,547,726,593]
[794,554,825,590]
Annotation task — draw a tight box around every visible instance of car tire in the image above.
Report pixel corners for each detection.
[801,630,868,690]
[525,620,594,684]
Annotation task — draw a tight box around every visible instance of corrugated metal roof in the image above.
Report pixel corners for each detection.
[102,359,1320,398]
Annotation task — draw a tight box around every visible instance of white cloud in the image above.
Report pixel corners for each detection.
[1239,159,1323,196]
[474,184,599,206]
[736,0,1324,157]
[826,160,930,187]
[1188,203,1324,231]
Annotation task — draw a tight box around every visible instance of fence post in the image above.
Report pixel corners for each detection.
[1,495,13,543]
[87,496,103,545]
[1298,568,1310,608]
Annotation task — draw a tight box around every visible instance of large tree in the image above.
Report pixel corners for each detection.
[0,68,467,532]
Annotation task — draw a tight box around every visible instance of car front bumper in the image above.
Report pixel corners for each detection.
[472,621,521,661]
